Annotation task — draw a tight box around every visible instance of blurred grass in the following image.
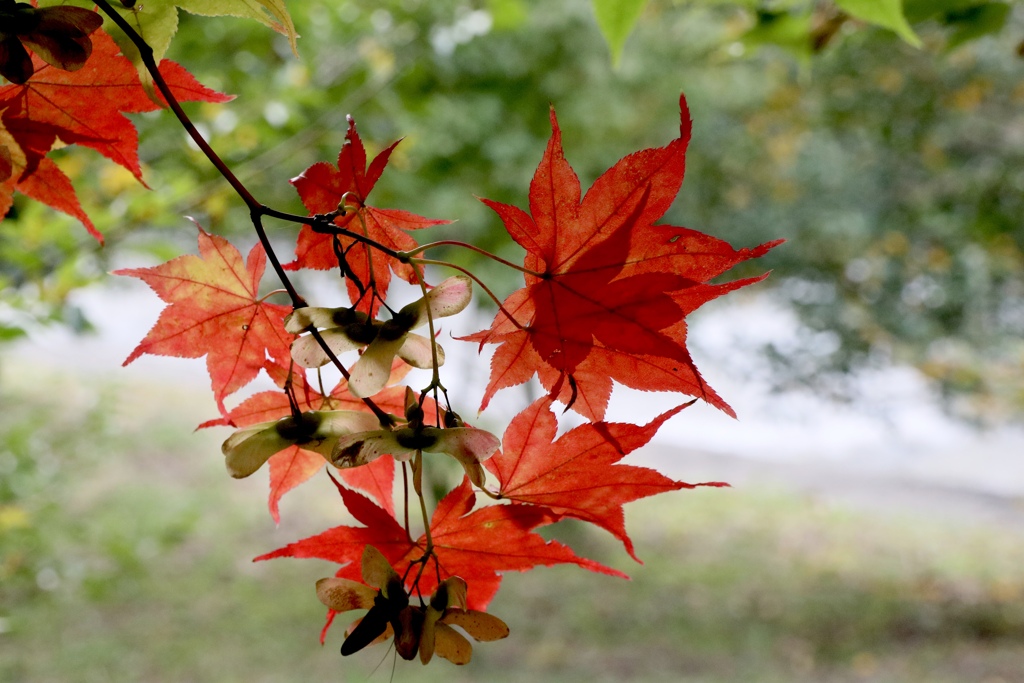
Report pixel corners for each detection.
[2,368,1024,683]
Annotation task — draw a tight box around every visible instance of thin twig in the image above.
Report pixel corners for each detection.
[413,258,526,331]
[405,239,544,278]
[93,0,393,421]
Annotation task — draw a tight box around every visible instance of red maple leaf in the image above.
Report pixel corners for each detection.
[419,477,626,603]
[0,151,94,238]
[199,360,416,522]
[0,29,230,180]
[0,29,230,240]
[486,397,727,561]
[257,476,623,638]
[285,117,449,316]
[115,225,293,414]
[464,95,781,420]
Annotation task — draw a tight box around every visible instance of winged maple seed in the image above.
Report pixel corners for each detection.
[0,2,103,84]
[316,546,509,664]
[332,387,499,488]
[285,275,473,398]
[200,359,417,522]
[221,410,381,479]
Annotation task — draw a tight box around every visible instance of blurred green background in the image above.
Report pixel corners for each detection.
[4,1,1024,681]
[2,367,1023,682]
[4,0,1024,418]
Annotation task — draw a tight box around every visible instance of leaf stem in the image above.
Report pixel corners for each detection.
[404,240,544,278]
[412,258,526,331]
[411,262,444,391]
[267,209,407,261]
[93,0,260,210]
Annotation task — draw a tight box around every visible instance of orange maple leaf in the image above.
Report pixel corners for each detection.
[115,225,292,414]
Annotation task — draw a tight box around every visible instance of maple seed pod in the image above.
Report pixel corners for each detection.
[443,409,464,429]
[361,545,398,591]
[336,547,413,657]
[21,7,104,71]
[347,275,472,398]
[0,4,102,83]
[404,387,424,425]
[0,33,33,85]
[394,606,425,660]
[221,410,380,478]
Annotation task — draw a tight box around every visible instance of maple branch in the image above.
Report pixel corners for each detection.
[402,462,411,536]
[93,0,305,307]
[268,209,408,262]
[400,450,435,597]
[93,0,408,427]
[93,0,259,210]
[251,212,304,306]
[413,452,432,554]
[412,258,526,331]
[404,240,544,279]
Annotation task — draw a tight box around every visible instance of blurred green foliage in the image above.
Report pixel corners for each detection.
[2,0,1023,417]
[3,371,1024,681]
[0,377,206,619]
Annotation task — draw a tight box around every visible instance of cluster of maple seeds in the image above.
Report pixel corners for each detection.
[317,546,509,663]
[3,3,778,664]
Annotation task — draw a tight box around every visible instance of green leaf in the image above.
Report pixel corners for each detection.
[742,10,814,60]
[487,0,529,31]
[591,0,649,66]
[903,0,978,23]
[945,3,1011,50]
[835,0,922,46]
[177,0,298,56]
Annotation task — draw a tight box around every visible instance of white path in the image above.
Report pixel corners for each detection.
[7,276,1024,517]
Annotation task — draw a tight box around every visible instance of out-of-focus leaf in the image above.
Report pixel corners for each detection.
[486,0,528,30]
[944,3,1011,50]
[836,0,921,46]
[743,10,814,58]
[591,0,648,65]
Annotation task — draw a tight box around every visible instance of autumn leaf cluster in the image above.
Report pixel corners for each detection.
[115,95,777,662]
[1,1,779,666]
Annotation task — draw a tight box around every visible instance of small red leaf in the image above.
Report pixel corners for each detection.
[488,398,721,561]
[285,118,449,316]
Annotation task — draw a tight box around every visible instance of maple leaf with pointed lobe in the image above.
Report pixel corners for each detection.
[285,117,450,316]
[115,225,292,414]
[420,478,626,600]
[1,116,94,237]
[199,359,418,522]
[487,397,727,561]
[464,95,781,420]
[257,476,623,640]
[0,29,230,240]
